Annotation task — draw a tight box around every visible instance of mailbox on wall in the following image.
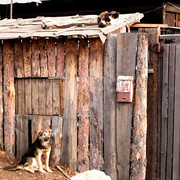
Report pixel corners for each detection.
[116,75,134,103]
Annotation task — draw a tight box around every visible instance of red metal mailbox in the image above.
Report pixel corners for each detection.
[116,75,134,102]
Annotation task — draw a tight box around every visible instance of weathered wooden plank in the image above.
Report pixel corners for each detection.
[51,116,63,166]
[89,38,104,170]
[52,79,60,115]
[130,33,148,180]
[31,79,39,114]
[38,79,46,115]
[31,39,40,77]
[22,39,31,77]
[24,79,32,114]
[16,79,25,114]
[159,44,169,180]
[104,34,117,180]
[47,39,56,77]
[15,115,29,160]
[166,44,175,180]
[39,39,48,77]
[56,39,65,77]
[0,42,3,149]
[45,79,53,115]
[173,44,180,180]
[14,40,24,78]
[59,79,65,115]
[3,40,15,159]
[61,39,78,170]
[77,39,90,172]
[116,33,137,180]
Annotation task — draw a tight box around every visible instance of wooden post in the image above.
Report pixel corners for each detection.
[116,33,137,180]
[89,39,104,170]
[130,34,148,180]
[3,40,15,159]
[77,39,90,172]
[104,34,117,180]
[61,39,78,170]
[0,42,3,149]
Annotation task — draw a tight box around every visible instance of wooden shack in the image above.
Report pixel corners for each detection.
[0,12,151,180]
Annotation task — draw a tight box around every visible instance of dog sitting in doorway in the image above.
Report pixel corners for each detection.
[10,129,53,173]
[97,11,120,27]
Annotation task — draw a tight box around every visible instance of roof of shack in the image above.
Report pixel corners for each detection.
[0,13,143,42]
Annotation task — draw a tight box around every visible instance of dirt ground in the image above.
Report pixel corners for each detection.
[0,150,75,180]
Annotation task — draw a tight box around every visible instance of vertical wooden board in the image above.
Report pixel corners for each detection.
[52,79,60,115]
[61,39,78,170]
[116,33,137,180]
[38,79,46,115]
[47,39,56,77]
[173,44,180,180]
[104,35,117,180]
[45,79,53,115]
[14,40,24,78]
[166,44,175,180]
[77,39,90,172]
[0,42,3,149]
[60,79,65,115]
[56,39,65,77]
[31,40,40,77]
[51,116,63,166]
[16,79,25,114]
[160,44,169,180]
[89,38,104,170]
[3,40,15,159]
[25,79,32,114]
[22,39,31,77]
[31,79,39,114]
[130,33,148,180]
[39,38,48,77]
[15,115,29,160]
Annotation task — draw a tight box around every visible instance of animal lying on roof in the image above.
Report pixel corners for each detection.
[97,11,120,27]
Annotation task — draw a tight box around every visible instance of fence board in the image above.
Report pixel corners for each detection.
[31,40,40,77]
[166,44,175,179]
[77,39,90,172]
[15,115,29,160]
[52,79,60,115]
[173,44,180,180]
[116,33,137,180]
[3,40,15,159]
[38,79,46,114]
[47,39,56,77]
[24,79,32,114]
[89,39,104,170]
[51,116,63,166]
[60,79,65,115]
[160,44,169,180]
[14,40,24,78]
[104,34,117,180]
[61,39,78,170]
[39,39,48,77]
[45,79,53,115]
[23,39,31,77]
[56,39,65,77]
[31,79,39,114]
[0,42,3,149]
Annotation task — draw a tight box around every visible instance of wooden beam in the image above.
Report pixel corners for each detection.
[130,34,148,180]
[131,23,168,28]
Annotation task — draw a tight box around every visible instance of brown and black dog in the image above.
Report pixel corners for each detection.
[11,129,53,173]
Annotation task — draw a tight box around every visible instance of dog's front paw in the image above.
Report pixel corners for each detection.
[46,168,52,173]
[39,169,46,173]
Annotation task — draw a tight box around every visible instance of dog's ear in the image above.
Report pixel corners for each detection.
[48,129,53,135]
[35,129,43,136]
[111,11,119,19]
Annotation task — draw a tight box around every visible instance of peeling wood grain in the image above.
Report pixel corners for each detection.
[3,40,15,160]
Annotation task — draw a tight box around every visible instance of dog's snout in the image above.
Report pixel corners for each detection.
[44,137,49,141]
